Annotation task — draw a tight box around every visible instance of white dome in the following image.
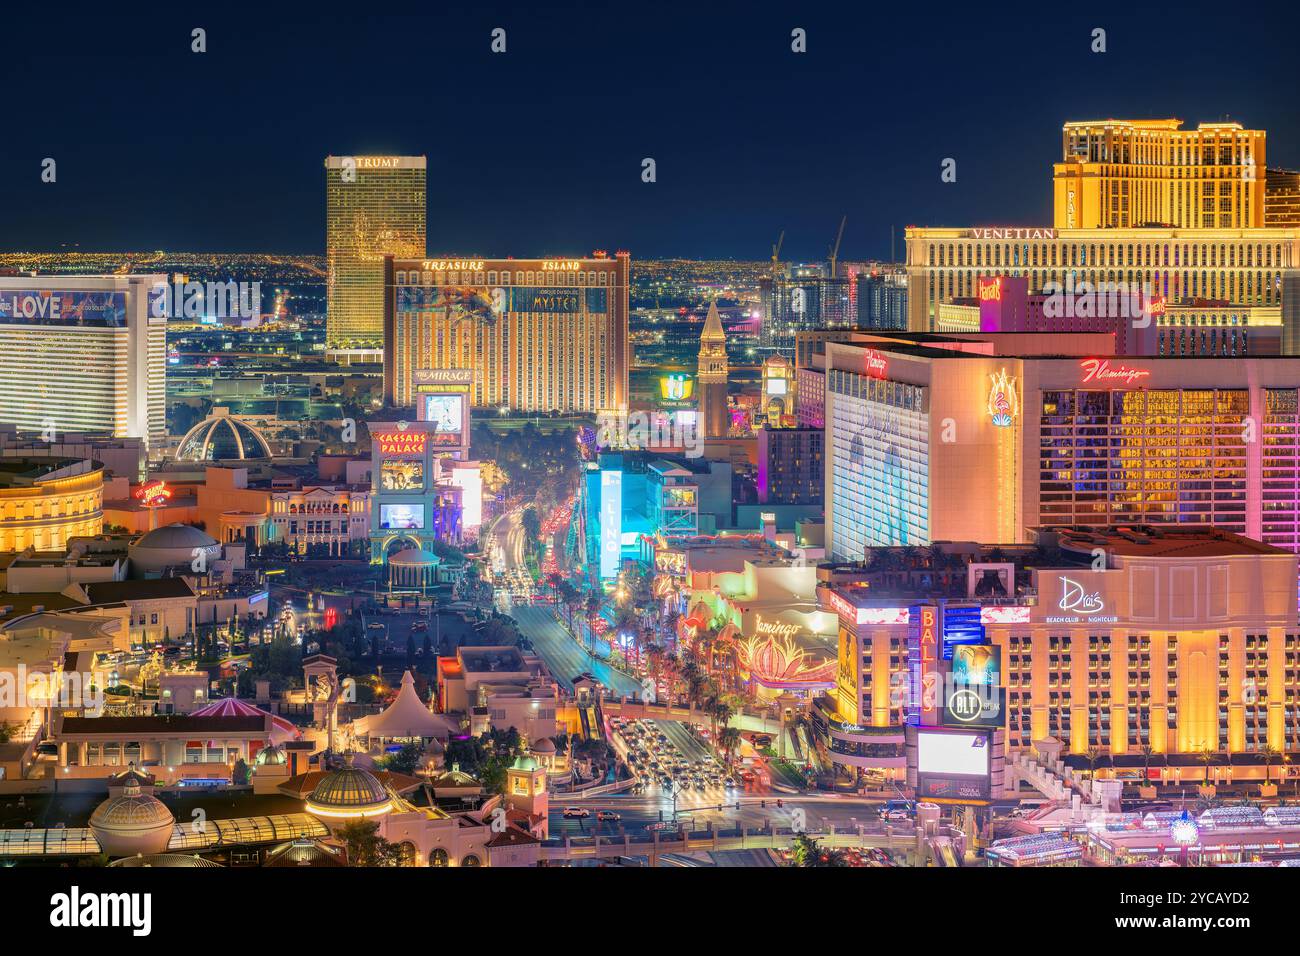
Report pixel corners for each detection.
[89,780,175,858]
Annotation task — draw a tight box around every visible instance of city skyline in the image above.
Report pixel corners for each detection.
[3,3,1299,259]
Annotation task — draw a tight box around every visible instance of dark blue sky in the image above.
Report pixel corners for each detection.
[3,0,1298,260]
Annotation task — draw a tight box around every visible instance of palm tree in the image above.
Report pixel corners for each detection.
[718,727,742,763]
[1263,745,1280,787]
[1198,747,1215,785]
[1084,746,1102,779]
[1139,744,1155,785]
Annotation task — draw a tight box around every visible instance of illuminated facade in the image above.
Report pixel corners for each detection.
[0,458,103,552]
[817,529,1300,775]
[1053,120,1266,230]
[325,155,427,357]
[697,300,729,438]
[824,334,1300,559]
[268,485,370,557]
[384,255,629,414]
[907,225,1299,332]
[0,275,167,450]
[1266,167,1300,228]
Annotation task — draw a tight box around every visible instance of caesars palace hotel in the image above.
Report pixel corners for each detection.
[905,225,1300,332]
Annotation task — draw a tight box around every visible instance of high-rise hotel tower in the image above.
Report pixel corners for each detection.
[325,155,426,360]
[907,117,1300,332]
[384,254,629,414]
[1054,119,1266,230]
[0,275,167,450]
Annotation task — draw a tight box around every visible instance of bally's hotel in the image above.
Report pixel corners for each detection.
[0,275,167,450]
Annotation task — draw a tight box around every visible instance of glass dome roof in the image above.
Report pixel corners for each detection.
[305,756,392,818]
[176,410,271,461]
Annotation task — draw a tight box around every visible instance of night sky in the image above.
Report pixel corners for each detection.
[3,0,1297,260]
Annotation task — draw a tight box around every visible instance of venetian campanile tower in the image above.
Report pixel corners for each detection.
[697,300,729,439]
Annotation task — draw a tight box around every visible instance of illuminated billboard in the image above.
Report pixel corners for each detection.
[918,729,989,776]
[379,504,424,530]
[374,430,427,456]
[0,290,128,327]
[915,728,992,802]
[941,604,985,659]
[659,373,694,406]
[599,469,622,579]
[944,644,1004,728]
[509,287,607,314]
[423,394,464,436]
[380,459,424,492]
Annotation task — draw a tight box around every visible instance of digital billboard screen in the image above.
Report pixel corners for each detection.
[917,730,989,777]
[944,644,1004,728]
[379,504,424,530]
[509,287,607,314]
[0,290,128,327]
[941,604,985,659]
[423,394,464,436]
[380,460,424,492]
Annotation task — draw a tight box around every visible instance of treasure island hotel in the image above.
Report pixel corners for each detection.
[383,254,630,414]
[325,155,427,362]
[812,118,1300,781]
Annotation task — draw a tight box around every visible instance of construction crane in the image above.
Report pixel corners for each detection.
[770,230,785,277]
[828,215,847,279]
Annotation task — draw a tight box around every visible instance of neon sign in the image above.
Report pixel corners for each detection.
[864,349,888,380]
[423,260,484,271]
[1058,576,1104,615]
[374,431,428,455]
[134,480,172,508]
[859,607,910,626]
[754,615,802,640]
[1080,358,1151,386]
[987,368,1018,427]
[979,277,1002,302]
[659,373,694,402]
[980,605,1030,625]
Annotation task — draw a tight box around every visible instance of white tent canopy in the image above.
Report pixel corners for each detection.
[355,670,458,740]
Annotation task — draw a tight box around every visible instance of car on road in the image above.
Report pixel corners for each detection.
[881,808,912,822]
[367,621,385,631]
[596,810,621,822]
[723,777,737,789]
[562,807,590,818]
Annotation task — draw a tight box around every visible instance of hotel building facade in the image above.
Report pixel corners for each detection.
[823,333,1300,560]
[906,225,1299,333]
[815,528,1300,779]
[383,254,630,414]
[908,118,1300,334]
[325,155,427,358]
[0,275,167,450]
[1053,119,1266,231]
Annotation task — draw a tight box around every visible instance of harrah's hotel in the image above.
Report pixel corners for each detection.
[383,254,629,414]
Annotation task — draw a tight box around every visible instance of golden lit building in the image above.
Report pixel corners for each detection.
[384,254,630,414]
[1053,119,1265,230]
[325,156,427,359]
[698,300,729,437]
[906,225,1300,332]
[816,527,1300,781]
[1266,167,1300,228]
[0,458,103,552]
